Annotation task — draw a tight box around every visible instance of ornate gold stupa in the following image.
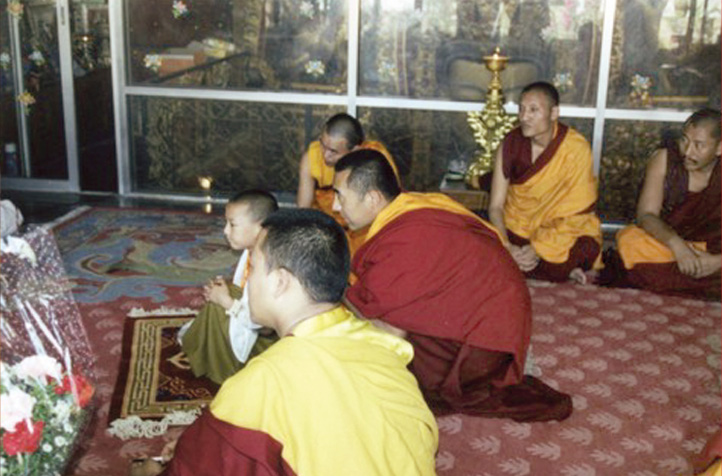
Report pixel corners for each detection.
[465,47,518,188]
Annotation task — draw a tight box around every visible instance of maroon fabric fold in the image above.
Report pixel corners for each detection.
[161,410,296,476]
[662,146,721,253]
[502,123,570,184]
[348,208,572,421]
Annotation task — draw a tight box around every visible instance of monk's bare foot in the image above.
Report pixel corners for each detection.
[569,267,587,285]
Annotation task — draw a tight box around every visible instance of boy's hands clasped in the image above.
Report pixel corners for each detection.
[203,276,234,310]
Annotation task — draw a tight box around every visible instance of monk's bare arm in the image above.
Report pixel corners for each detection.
[342,294,407,338]
[488,147,511,243]
[636,149,699,274]
[296,151,315,208]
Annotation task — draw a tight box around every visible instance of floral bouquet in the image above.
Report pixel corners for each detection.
[1,355,94,475]
[0,226,97,475]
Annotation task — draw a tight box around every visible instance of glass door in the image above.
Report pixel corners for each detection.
[1,0,79,190]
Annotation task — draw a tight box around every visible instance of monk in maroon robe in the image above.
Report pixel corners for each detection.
[334,149,573,422]
[603,108,721,300]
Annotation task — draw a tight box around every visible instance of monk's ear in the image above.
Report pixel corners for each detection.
[716,140,721,158]
[365,189,385,210]
[271,267,292,298]
[550,105,560,122]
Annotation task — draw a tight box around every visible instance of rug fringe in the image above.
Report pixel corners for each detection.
[127,306,198,318]
[107,408,202,440]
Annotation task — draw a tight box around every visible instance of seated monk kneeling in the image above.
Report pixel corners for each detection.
[603,108,721,300]
[333,149,572,422]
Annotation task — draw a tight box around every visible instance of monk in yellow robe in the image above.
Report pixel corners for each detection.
[131,209,437,476]
[296,113,399,255]
[603,108,721,300]
[489,81,602,283]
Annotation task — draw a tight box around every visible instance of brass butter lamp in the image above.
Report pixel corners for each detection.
[465,47,518,188]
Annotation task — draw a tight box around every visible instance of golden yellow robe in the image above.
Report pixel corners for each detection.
[211,306,438,476]
[502,125,602,266]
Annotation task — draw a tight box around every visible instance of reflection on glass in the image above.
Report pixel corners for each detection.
[359,108,594,193]
[129,96,343,194]
[359,108,480,191]
[599,120,678,222]
[608,1,721,109]
[0,0,68,179]
[359,0,603,105]
[0,6,21,177]
[125,0,348,93]
[70,0,117,191]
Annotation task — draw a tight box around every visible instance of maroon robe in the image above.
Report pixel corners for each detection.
[625,146,721,299]
[161,410,296,476]
[502,124,601,281]
[347,207,572,421]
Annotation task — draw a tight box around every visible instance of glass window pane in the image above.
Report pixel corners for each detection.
[125,0,348,93]
[359,108,472,191]
[1,2,69,179]
[1,7,20,176]
[71,0,117,191]
[129,96,343,194]
[359,108,594,193]
[599,119,679,223]
[359,0,603,106]
[608,1,721,109]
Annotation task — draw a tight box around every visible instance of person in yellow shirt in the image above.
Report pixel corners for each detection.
[131,208,438,476]
[297,113,398,255]
[488,81,602,283]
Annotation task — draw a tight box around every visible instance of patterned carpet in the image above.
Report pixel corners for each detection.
[436,281,721,476]
[54,208,233,475]
[108,313,218,423]
[53,207,721,476]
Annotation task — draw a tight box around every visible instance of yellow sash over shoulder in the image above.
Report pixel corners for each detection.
[367,192,505,244]
[503,127,602,265]
[307,139,398,188]
[211,306,438,476]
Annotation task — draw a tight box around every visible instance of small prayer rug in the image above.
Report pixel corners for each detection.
[109,310,219,423]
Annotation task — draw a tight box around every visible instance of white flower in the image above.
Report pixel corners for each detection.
[304,60,325,78]
[0,52,10,67]
[143,54,162,73]
[0,387,36,431]
[29,50,45,65]
[300,1,314,18]
[52,399,72,422]
[172,0,189,18]
[42,443,52,452]
[1,236,37,265]
[14,354,62,383]
[54,435,67,447]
